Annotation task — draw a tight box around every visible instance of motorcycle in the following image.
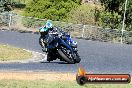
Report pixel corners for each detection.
[43,30,81,64]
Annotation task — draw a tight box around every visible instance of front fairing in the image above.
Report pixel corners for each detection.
[59,38,73,51]
[46,32,77,52]
[65,36,77,48]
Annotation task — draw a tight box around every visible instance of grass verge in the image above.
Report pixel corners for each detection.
[0,44,32,61]
[0,72,131,88]
[0,79,131,88]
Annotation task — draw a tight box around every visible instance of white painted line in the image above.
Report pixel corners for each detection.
[22,49,47,62]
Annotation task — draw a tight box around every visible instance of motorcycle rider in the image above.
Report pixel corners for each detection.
[39,20,54,52]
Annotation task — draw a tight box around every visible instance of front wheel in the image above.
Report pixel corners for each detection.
[74,52,81,63]
[58,48,75,64]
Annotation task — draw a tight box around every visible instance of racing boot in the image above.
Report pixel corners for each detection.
[42,47,47,52]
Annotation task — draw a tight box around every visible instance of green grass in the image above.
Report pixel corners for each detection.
[0,80,131,88]
[0,44,32,61]
[12,9,24,16]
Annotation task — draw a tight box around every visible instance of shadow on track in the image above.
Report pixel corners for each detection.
[40,61,72,64]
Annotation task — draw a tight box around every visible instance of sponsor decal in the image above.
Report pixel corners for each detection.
[76,66,131,85]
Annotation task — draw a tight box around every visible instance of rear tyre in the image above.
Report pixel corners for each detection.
[47,53,51,62]
[47,50,53,62]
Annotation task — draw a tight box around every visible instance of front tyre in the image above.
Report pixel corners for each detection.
[74,53,81,63]
[58,49,75,64]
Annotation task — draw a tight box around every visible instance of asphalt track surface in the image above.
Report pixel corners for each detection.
[0,30,132,74]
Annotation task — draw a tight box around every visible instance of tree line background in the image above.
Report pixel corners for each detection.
[1,0,132,31]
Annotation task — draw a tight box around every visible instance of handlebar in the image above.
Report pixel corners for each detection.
[48,32,58,35]
[48,30,70,39]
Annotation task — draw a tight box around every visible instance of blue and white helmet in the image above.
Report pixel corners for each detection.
[45,20,53,28]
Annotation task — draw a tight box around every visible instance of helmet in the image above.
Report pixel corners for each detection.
[45,20,53,28]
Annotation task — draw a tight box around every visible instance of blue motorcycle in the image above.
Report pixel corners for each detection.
[44,30,81,64]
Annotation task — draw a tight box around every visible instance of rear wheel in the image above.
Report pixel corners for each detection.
[47,49,57,62]
[47,52,52,62]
